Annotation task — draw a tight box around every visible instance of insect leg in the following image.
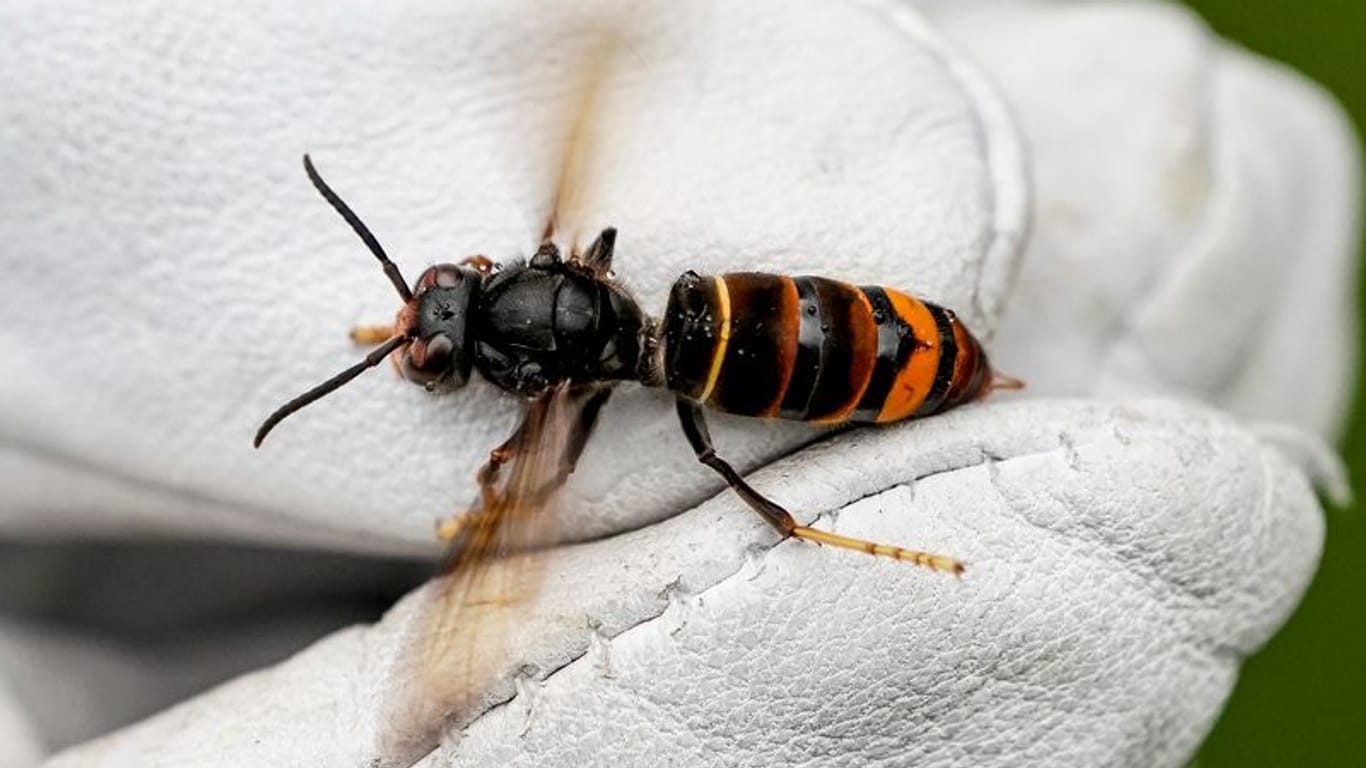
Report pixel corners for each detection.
[506,385,614,507]
[435,385,612,543]
[674,398,963,574]
[435,402,546,543]
[576,227,617,276]
[432,450,513,544]
[675,398,795,534]
[460,255,496,275]
[350,324,397,345]
[434,511,477,544]
[555,386,612,479]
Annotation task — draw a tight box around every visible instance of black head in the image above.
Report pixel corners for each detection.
[254,155,485,448]
[396,263,482,392]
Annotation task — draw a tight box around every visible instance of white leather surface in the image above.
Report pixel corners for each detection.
[0,0,1356,766]
[0,0,1025,551]
[44,399,1323,768]
[940,2,1360,441]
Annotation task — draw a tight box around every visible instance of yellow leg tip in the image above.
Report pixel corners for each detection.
[435,518,463,543]
[791,525,963,575]
[350,325,396,345]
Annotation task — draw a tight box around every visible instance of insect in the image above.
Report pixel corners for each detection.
[255,152,1018,575]
[253,41,1020,751]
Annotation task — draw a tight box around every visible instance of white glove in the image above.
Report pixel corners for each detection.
[0,1,1352,766]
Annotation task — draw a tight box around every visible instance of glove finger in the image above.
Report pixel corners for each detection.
[45,397,1322,768]
[936,2,1359,439]
[0,0,1024,550]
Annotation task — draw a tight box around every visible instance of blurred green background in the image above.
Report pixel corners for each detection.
[1177,1,1365,765]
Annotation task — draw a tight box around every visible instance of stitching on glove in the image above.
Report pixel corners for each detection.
[850,0,1028,335]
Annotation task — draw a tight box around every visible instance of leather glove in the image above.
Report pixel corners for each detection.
[0,0,1353,766]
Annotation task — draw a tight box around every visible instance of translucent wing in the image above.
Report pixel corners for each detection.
[381,24,629,763]
[382,383,612,760]
[539,30,627,255]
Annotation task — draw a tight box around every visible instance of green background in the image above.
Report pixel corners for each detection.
[1177,1,1365,765]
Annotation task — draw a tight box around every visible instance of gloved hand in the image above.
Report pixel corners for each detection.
[0,1,1353,767]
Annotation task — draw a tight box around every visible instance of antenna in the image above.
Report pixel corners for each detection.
[254,334,409,448]
[303,154,413,302]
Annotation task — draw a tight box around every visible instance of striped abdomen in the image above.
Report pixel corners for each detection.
[661,272,993,424]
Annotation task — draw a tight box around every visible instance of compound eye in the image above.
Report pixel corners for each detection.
[408,333,454,374]
[417,264,464,291]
